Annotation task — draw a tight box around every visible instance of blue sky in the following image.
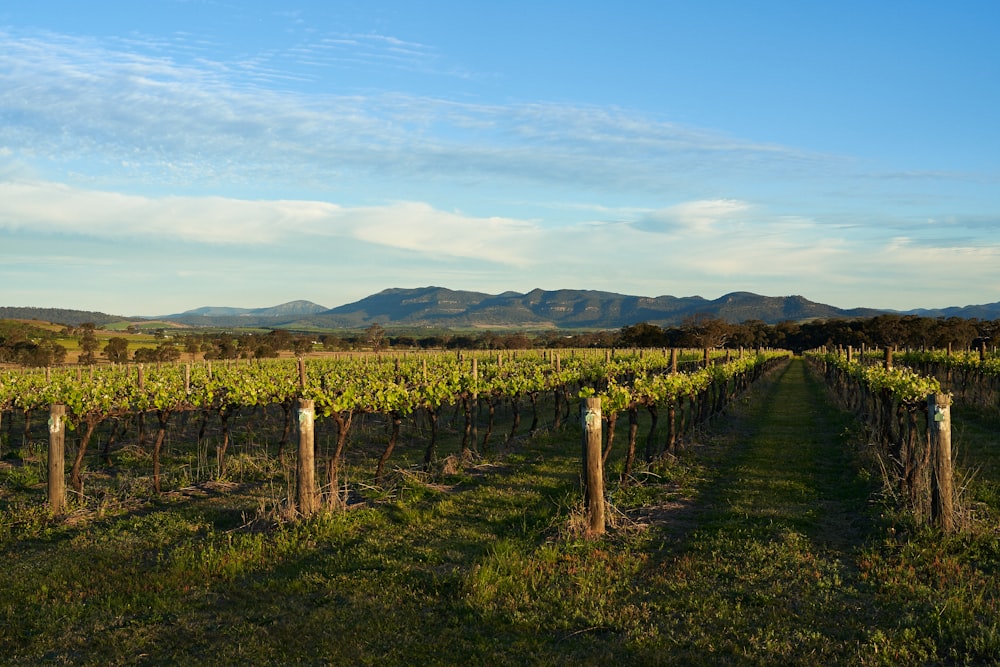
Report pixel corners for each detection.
[1,1,999,316]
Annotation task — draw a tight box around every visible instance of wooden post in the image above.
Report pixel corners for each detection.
[929,394,955,532]
[297,398,318,516]
[581,397,605,537]
[670,348,678,374]
[48,404,66,515]
[471,358,479,445]
[884,346,893,370]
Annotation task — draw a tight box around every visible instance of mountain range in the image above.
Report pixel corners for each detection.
[6,287,998,330]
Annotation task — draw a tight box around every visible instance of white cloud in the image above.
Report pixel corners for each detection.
[3,27,1000,312]
[634,199,752,234]
[0,179,542,266]
[0,180,338,243]
[344,202,541,266]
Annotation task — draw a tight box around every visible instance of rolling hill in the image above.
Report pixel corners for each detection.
[5,289,999,331]
[299,287,885,329]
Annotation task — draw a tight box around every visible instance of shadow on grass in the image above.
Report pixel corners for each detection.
[630,358,889,664]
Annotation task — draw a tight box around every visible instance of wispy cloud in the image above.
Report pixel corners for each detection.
[0,28,827,200]
[294,33,444,74]
[3,25,999,313]
[0,179,541,266]
[3,174,998,311]
[633,199,752,234]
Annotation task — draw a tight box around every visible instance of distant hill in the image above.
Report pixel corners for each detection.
[0,307,122,327]
[900,302,1000,320]
[301,287,885,329]
[160,300,328,327]
[5,290,998,331]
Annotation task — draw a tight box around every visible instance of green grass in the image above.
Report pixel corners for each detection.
[2,359,1000,664]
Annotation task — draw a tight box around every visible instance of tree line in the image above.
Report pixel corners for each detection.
[615,314,996,353]
[1,313,996,368]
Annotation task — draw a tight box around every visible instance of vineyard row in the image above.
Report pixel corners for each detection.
[2,348,790,515]
[807,349,958,531]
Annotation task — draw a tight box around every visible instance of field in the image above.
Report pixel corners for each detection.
[2,358,1000,664]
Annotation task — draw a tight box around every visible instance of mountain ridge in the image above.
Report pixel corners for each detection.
[3,289,999,329]
[164,300,328,320]
[306,287,885,329]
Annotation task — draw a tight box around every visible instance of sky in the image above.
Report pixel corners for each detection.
[1,1,999,316]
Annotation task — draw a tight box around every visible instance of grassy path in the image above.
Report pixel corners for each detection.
[7,358,1000,664]
[637,358,884,663]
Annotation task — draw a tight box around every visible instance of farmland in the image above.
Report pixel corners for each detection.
[1,354,999,664]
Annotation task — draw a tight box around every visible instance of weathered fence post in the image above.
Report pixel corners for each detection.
[581,397,605,537]
[48,404,66,515]
[471,357,479,444]
[297,398,318,516]
[928,393,955,532]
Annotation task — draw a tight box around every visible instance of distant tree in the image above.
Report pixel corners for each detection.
[158,342,181,362]
[417,335,446,349]
[366,323,387,352]
[976,320,1000,347]
[254,345,279,359]
[446,335,477,349]
[390,336,417,349]
[865,314,907,349]
[104,337,129,363]
[237,336,258,359]
[19,340,68,367]
[479,331,504,349]
[501,333,533,349]
[134,342,181,363]
[729,320,770,349]
[679,316,733,348]
[767,320,801,350]
[934,317,979,350]
[266,330,293,350]
[78,322,99,365]
[48,340,68,365]
[619,322,667,348]
[901,315,937,350]
[320,334,343,351]
[293,338,313,357]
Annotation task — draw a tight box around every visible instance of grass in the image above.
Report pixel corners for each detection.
[2,359,1000,664]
